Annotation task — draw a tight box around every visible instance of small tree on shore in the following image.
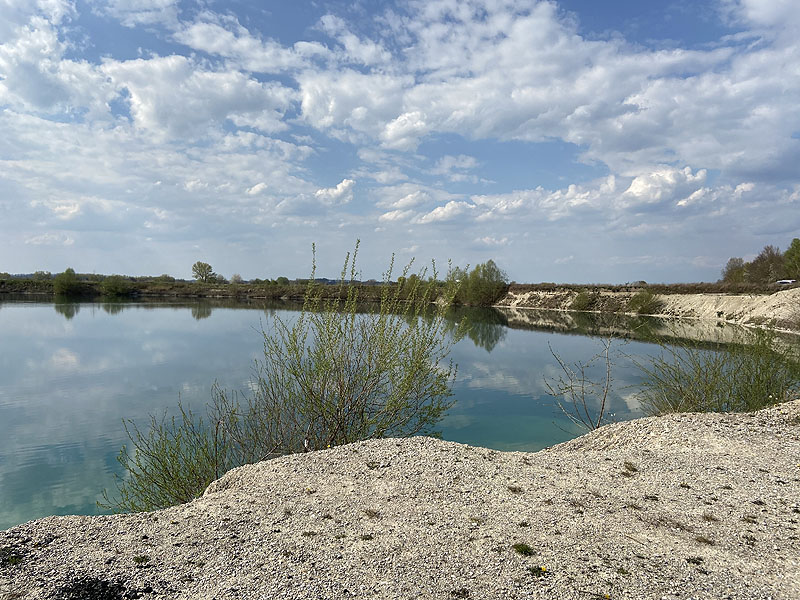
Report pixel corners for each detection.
[456,260,508,306]
[192,261,215,282]
[53,268,81,296]
[721,257,746,283]
[747,245,784,284]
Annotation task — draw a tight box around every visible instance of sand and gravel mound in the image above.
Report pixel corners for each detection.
[2,401,800,599]
[499,287,800,332]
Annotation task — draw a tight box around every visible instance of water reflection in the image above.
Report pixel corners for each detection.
[54,302,80,320]
[191,303,213,320]
[41,295,748,349]
[0,297,752,530]
[450,307,508,352]
[101,301,125,315]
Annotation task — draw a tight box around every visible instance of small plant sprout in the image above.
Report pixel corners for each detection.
[512,542,536,556]
[0,546,23,566]
[527,565,548,577]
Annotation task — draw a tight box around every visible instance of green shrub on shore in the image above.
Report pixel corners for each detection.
[627,289,663,315]
[102,244,462,512]
[100,275,133,297]
[53,268,81,297]
[570,291,592,311]
[637,329,800,415]
[455,260,509,306]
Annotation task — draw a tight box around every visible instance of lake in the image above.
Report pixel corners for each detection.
[0,297,672,530]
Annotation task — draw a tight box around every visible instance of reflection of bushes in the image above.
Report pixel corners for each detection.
[458,307,508,352]
[102,302,125,315]
[191,304,213,320]
[54,303,80,320]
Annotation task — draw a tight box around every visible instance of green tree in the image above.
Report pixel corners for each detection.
[458,260,508,306]
[275,276,290,285]
[746,245,784,284]
[784,238,800,279]
[192,261,215,282]
[53,268,81,296]
[721,257,746,283]
[103,244,462,512]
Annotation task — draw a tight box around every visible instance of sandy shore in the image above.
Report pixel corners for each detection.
[2,400,799,599]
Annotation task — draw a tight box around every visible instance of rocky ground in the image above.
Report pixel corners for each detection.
[2,401,800,599]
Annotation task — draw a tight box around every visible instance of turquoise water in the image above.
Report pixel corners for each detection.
[0,299,655,530]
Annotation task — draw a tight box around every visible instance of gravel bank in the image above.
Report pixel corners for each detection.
[2,401,800,599]
[498,287,800,332]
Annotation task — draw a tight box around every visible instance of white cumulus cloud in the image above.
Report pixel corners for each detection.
[315,179,355,205]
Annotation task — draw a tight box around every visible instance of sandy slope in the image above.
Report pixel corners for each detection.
[2,401,799,599]
[499,287,800,332]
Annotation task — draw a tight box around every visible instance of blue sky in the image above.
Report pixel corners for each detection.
[1,0,799,282]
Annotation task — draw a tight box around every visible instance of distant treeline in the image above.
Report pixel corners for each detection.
[0,259,512,307]
[720,238,800,285]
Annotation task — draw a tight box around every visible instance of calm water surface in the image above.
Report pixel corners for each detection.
[0,298,658,530]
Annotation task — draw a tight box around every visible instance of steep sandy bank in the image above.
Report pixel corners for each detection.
[2,402,799,599]
[497,287,800,332]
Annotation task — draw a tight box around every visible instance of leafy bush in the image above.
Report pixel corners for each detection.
[627,289,663,314]
[456,260,508,306]
[100,275,132,297]
[570,291,592,311]
[53,268,81,296]
[101,403,231,511]
[103,244,461,512]
[637,328,800,415]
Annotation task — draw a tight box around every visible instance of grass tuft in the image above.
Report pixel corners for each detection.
[512,542,536,556]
